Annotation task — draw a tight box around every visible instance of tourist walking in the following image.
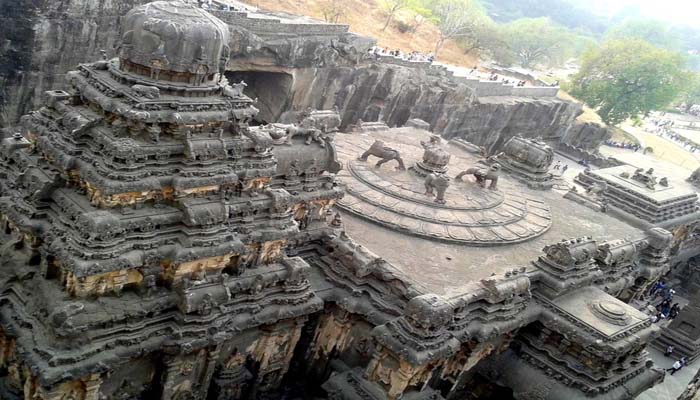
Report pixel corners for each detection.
[667,358,685,375]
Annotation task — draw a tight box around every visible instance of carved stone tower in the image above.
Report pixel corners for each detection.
[0,1,342,399]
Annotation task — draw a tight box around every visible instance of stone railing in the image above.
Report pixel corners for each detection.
[211,10,350,35]
[459,78,559,98]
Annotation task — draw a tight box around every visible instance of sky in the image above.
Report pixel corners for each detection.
[587,0,700,27]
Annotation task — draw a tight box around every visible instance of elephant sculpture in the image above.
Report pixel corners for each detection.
[424,173,450,204]
[455,163,500,189]
[358,140,406,170]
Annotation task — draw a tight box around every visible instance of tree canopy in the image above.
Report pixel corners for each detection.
[427,0,491,57]
[498,18,573,68]
[605,18,682,52]
[568,39,686,125]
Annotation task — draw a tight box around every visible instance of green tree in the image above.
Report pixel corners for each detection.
[679,73,700,112]
[406,4,437,34]
[606,18,682,52]
[456,16,505,58]
[379,0,413,31]
[569,39,686,125]
[320,0,347,23]
[427,0,490,57]
[499,18,573,68]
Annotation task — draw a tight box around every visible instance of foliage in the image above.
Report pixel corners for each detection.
[426,0,491,57]
[481,0,609,35]
[678,73,700,111]
[378,0,414,31]
[456,17,505,58]
[569,39,686,125]
[406,4,438,34]
[320,0,347,23]
[497,18,574,68]
[605,18,682,52]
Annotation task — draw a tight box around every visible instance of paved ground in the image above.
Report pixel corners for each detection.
[638,346,698,400]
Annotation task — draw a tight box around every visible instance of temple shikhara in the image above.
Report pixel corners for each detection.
[0,1,699,400]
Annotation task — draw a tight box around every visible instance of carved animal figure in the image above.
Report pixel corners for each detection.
[424,173,450,204]
[285,125,325,147]
[455,163,500,189]
[131,84,160,99]
[223,81,247,98]
[358,140,406,170]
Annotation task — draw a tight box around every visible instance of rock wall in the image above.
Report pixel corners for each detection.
[0,0,149,126]
[255,63,585,154]
[1,3,604,153]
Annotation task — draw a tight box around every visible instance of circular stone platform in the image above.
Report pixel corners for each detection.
[335,131,553,245]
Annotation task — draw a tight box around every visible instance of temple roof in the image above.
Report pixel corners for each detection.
[118,0,230,76]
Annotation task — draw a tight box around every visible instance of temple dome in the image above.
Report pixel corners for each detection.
[118,0,230,81]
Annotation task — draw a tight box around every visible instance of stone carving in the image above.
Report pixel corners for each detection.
[223,81,248,98]
[631,168,658,190]
[455,164,500,189]
[285,124,325,147]
[412,135,451,176]
[423,173,450,204]
[0,2,680,400]
[357,140,406,170]
[130,84,160,99]
[496,136,555,190]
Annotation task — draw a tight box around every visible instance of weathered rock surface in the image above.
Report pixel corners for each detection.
[1,1,602,154]
[0,0,151,123]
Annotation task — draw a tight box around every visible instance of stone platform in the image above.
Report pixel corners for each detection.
[335,131,552,245]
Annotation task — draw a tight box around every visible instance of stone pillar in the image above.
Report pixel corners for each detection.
[635,228,672,301]
[445,341,496,400]
[251,318,306,394]
[195,347,221,399]
[83,374,102,400]
[306,309,353,379]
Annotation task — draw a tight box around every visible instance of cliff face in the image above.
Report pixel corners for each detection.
[1,2,602,152]
[0,0,149,124]
[283,64,583,154]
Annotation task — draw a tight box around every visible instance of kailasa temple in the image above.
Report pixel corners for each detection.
[0,1,700,399]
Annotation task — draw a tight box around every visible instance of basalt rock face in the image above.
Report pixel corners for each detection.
[1,2,593,154]
[559,121,611,150]
[219,11,588,154]
[0,0,150,125]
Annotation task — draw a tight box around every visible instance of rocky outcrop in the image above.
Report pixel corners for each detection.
[1,3,602,154]
[0,0,150,125]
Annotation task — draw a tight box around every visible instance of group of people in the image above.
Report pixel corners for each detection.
[603,139,641,152]
[647,280,681,323]
[648,280,692,377]
[551,160,569,175]
[485,72,527,87]
[645,117,700,154]
[196,0,237,11]
[368,47,435,63]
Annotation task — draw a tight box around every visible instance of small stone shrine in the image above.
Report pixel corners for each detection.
[576,165,700,228]
[494,135,555,190]
[410,134,452,176]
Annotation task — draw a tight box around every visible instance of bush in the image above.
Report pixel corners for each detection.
[396,20,412,33]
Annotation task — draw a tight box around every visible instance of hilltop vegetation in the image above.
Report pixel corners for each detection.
[245,0,700,125]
